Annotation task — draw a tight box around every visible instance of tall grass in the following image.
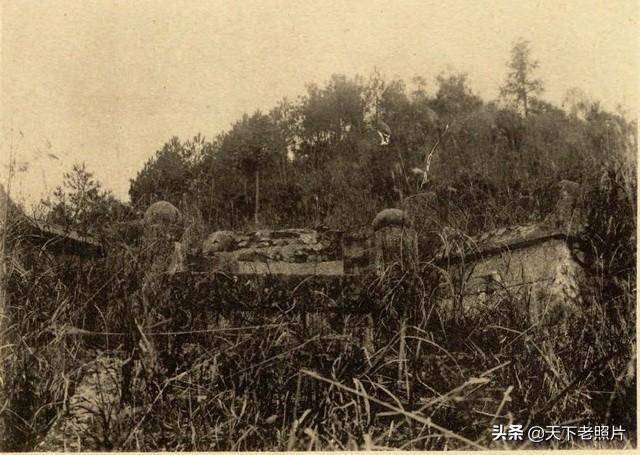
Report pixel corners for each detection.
[2,231,634,450]
[0,152,636,450]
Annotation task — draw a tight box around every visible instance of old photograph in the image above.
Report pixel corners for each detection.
[0,0,637,450]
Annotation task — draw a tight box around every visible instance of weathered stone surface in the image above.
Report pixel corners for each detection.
[236,260,343,275]
[3,184,105,258]
[542,179,584,235]
[297,230,320,244]
[439,223,584,325]
[161,204,587,329]
[143,200,181,226]
[234,248,269,262]
[202,229,338,273]
[253,230,273,243]
[278,243,322,262]
[274,228,315,240]
[558,179,580,198]
[372,208,410,231]
[554,180,583,234]
[210,253,240,273]
[208,254,239,273]
[141,225,178,277]
[374,226,419,272]
[203,230,237,254]
[439,223,562,260]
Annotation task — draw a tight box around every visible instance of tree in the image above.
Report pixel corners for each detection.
[129,137,201,209]
[269,98,302,181]
[299,74,366,168]
[222,111,279,225]
[43,163,128,231]
[433,72,482,118]
[500,38,544,117]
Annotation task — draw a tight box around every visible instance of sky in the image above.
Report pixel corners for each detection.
[2,0,638,208]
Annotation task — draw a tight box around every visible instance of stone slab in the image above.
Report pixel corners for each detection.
[234,260,344,276]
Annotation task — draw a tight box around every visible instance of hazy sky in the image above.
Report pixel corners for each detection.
[2,0,637,207]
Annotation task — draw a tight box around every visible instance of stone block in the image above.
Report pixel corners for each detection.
[374,226,418,272]
[203,231,237,254]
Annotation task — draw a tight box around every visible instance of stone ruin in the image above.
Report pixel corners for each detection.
[0,183,103,282]
[158,206,418,278]
[198,228,345,275]
[427,179,585,324]
[437,223,584,325]
[7,179,588,328]
[148,178,587,327]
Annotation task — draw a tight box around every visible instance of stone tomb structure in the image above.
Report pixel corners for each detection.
[0,177,587,337]
[166,226,377,347]
[436,223,584,324]
[0,183,105,288]
[2,177,587,330]
[148,178,587,332]
[432,178,586,324]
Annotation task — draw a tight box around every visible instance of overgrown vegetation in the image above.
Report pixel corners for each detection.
[0,39,636,450]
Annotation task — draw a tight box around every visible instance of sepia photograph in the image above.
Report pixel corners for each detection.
[0,0,637,450]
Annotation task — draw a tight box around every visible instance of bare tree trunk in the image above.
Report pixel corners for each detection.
[254,168,260,226]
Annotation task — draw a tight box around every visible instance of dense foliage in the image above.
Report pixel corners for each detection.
[124,68,635,238]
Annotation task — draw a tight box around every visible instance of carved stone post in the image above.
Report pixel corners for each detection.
[372,208,418,273]
[122,201,183,402]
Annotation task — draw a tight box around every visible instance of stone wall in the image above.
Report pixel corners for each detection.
[431,179,586,325]
[439,233,584,325]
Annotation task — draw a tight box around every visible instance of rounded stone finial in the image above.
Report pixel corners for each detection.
[372,208,409,232]
[143,201,182,226]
